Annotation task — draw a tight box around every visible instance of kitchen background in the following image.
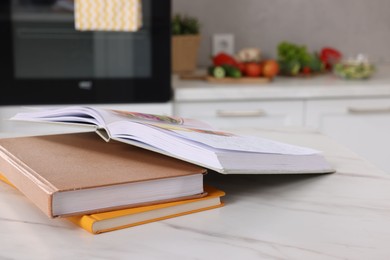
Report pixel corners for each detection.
[173,0,390,67]
[2,0,390,173]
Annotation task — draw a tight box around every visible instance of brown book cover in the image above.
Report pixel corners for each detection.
[0,132,206,218]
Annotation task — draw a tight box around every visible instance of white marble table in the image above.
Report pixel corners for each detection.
[1,127,390,259]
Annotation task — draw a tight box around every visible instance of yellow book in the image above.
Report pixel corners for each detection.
[0,174,225,234]
[0,173,14,187]
[68,186,224,234]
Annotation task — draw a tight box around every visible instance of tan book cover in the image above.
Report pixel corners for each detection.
[0,132,206,218]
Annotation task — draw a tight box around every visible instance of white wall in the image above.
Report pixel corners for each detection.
[173,0,390,67]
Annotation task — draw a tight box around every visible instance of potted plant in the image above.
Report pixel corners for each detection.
[171,14,201,74]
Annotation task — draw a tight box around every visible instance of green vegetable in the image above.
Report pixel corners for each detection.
[209,66,226,78]
[333,63,375,80]
[279,60,301,76]
[278,41,323,75]
[308,54,325,73]
[208,65,242,78]
[172,14,200,35]
[222,65,242,78]
[278,41,311,65]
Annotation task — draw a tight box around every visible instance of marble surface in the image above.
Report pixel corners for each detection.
[174,66,390,102]
[1,127,390,259]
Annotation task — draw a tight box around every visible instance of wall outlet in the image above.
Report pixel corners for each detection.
[212,34,235,56]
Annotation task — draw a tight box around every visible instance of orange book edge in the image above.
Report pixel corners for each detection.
[67,186,225,234]
[0,174,225,234]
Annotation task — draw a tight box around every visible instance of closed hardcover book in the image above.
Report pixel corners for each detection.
[0,175,224,235]
[0,132,206,218]
[68,186,224,234]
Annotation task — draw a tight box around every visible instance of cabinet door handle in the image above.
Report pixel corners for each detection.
[347,106,390,114]
[216,109,266,117]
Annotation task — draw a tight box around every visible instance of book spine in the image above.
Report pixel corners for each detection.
[67,215,97,234]
[95,128,111,142]
[0,174,14,188]
[0,147,56,218]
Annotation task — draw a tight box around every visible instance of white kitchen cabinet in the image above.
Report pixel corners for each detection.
[174,100,304,130]
[305,98,390,173]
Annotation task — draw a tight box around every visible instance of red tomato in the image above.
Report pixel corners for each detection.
[302,66,311,75]
[244,62,262,77]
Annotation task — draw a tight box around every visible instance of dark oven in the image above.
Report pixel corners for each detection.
[0,0,171,105]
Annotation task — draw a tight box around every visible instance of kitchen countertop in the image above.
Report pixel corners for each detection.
[174,65,390,101]
[1,127,390,259]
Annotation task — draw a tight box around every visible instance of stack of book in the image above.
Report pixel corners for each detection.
[0,106,334,234]
[0,132,225,234]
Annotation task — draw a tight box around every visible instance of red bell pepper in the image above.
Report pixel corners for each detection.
[320,47,342,70]
[212,52,240,68]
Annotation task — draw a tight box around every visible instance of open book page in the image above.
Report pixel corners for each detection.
[128,123,319,155]
[11,106,212,130]
[98,108,213,130]
[11,106,105,126]
[167,128,319,155]
[93,109,318,155]
[81,109,318,156]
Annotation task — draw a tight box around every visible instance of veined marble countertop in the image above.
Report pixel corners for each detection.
[174,65,390,101]
[1,127,390,259]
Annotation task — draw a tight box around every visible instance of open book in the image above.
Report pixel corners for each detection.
[11,106,334,174]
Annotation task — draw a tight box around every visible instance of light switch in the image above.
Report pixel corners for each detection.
[212,34,235,56]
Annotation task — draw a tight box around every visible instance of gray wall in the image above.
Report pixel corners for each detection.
[173,0,390,67]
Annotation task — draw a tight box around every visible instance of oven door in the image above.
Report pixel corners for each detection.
[0,0,171,105]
